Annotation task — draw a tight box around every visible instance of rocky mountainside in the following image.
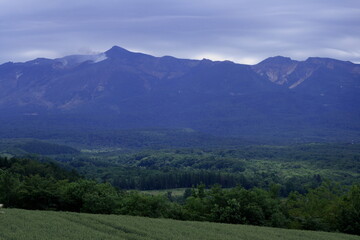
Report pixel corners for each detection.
[0,46,359,142]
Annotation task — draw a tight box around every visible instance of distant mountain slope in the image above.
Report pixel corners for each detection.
[0,46,359,142]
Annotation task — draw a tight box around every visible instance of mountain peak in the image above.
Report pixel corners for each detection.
[252,56,299,85]
[257,56,295,65]
[105,46,132,58]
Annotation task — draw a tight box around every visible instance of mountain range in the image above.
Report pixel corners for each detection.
[1,46,360,143]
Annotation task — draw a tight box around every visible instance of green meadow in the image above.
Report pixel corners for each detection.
[0,209,359,240]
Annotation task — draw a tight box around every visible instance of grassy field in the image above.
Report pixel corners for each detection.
[0,209,359,240]
[141,188,187,197]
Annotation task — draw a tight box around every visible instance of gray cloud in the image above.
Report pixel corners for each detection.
[0,0,359,64]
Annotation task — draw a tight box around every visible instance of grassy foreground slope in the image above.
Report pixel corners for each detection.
[0,209,359,240]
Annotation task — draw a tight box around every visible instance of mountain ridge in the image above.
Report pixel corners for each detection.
[0,46,359,142]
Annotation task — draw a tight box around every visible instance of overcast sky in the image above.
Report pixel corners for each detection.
[0,0,359,64]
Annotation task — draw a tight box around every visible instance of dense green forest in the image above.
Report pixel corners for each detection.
[46,143,360,196]
[1,139,360,194]
[1,156,359,235]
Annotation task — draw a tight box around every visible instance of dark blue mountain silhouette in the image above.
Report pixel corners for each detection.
[0,46,359,142]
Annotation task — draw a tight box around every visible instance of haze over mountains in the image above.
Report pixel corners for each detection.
[1,46,360,142]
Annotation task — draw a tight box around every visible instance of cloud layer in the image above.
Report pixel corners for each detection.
[1,0,359,64]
